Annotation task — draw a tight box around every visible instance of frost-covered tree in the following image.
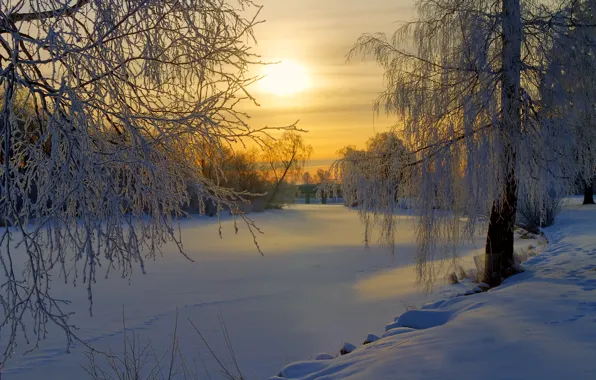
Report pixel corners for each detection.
[331,134,410,249]
[542,0,596,205]
[0,0,286,362]
[348,0,583,287]
[333,145,367,207]
[365,132,410,194]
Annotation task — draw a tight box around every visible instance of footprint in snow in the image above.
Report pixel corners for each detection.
[565,314,585,322]
[577,301,596,311]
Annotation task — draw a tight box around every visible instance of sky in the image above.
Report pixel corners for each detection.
[244,0,416,171]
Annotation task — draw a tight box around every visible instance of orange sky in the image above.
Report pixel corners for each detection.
[244,0,416,172]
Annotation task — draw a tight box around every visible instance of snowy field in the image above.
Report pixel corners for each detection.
[273,199,596,379]
[2,204,485,379]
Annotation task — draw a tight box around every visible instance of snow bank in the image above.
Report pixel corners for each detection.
[390,309,452,329]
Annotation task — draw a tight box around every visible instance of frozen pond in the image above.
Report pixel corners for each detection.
[4,205,483,379]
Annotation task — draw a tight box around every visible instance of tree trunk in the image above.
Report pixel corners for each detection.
[484,0,521,287]
[583,180,595,204]
[485,176,518,286]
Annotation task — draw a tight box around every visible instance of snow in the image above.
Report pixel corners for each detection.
[362,334,379,344]
[6,199,596,380]
[272,198,596,379]
[339,343,357,355]
[382,327,416,338]
[1,204,485,379]
[389,309,453,330]
[314,353,335,361]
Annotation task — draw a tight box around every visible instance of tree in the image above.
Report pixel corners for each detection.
[542,0,596,205]
[349,0,581,287]
[315,168,332,184]
[365,132,410,196]
[0,0,286,363]
[261,131,313,206]
[184,147,269,215]
[331,134,410,248]
[302,171,314,185]
[584,182,595,205]
[333,146,367,207]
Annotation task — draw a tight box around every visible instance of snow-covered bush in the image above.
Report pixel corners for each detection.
[516,195,563,234]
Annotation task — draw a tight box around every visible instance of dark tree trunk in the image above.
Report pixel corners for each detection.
[583,180,594,205]
[484,176,518,287]
[484,0,521,287]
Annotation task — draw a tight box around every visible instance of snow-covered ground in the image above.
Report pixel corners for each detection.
[2,204,485,379]
[7,200,593,380]
[272,198,596,379]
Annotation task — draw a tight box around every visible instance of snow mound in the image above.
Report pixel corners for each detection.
[340,342,357,355]
[363,333,380,344]
[315,353,335,360]
[381,327,416,338]
[274,361,328,379]
[392,309,453,330]
[384,320,400,331]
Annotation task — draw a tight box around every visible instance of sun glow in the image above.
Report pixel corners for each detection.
[260,60,311,96]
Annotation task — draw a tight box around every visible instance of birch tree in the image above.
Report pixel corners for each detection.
[348,0,582,287]
[0,0,285,363]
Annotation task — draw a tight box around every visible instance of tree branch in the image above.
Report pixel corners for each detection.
[8,0,91,22]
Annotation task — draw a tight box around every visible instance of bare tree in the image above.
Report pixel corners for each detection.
[302,171,313,185]
[0,0,289,364]
[261,131,312,206]
[348,0,583,288]
[315,168,331,184]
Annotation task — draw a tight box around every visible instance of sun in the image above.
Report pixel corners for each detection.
[259,60,311,96]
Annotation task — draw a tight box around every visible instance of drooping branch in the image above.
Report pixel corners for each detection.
[338,0,582,289]
[1,0,297,365]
